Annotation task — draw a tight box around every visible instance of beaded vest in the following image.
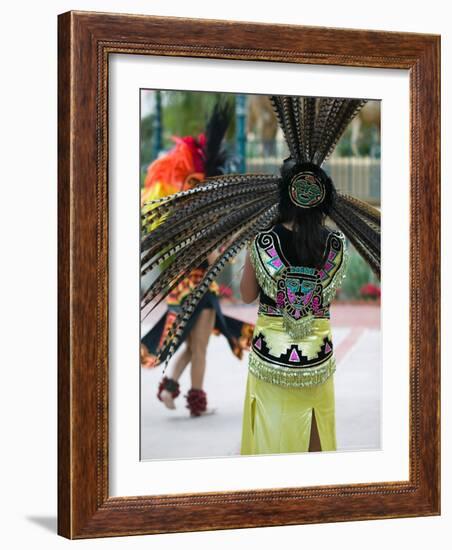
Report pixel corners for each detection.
[248,225,347,388]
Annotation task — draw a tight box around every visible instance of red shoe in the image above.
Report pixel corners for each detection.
[157,377,180,410]
[185,388,207,417]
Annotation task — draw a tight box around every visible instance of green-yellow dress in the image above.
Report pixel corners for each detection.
[240,224,347,455]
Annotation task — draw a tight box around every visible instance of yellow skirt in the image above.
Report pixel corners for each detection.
[240,370,337,455]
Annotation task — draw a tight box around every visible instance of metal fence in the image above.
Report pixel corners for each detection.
[245,138,380,205]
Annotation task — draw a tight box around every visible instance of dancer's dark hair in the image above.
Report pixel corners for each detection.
[277,159,336,267]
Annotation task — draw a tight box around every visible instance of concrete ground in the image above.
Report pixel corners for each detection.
[141,303,381,460]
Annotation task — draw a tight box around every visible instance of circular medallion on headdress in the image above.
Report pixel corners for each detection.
[289,170,326,208]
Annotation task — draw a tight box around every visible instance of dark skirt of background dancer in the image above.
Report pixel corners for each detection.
[141,265,254,367]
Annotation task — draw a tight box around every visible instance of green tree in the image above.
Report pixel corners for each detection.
[140,91,236,182]
[161,91,235,147]
[341,246,379,300]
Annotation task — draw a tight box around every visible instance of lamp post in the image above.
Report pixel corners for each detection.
[152,91,163,159]
[235,94,247,174]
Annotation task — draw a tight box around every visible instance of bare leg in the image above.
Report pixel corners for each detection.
[308,410,322,452]
[168,344,191,381]
[188,308,216,390]
[159,344,191,410]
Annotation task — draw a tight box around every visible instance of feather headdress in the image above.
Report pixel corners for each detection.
[141,95,380,368]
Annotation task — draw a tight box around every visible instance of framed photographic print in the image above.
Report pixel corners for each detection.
[58,11,440,538]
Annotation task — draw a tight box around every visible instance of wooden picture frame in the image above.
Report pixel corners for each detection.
[58,10,440,538]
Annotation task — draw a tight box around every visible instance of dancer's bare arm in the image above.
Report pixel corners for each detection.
[240,251,259,303]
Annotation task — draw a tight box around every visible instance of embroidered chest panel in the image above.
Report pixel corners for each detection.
[249,228,347,339]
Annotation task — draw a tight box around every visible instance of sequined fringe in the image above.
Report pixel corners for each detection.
[248,351,336,388]
[282,311,315,339]
[249,240,277,300]
[323,237,349,305]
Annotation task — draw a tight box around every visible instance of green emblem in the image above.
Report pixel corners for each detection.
[289,171,326,208]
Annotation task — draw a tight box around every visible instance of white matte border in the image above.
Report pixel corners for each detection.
[109,54,409,497]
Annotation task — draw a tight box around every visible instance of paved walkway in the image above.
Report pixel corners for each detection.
[141,303,381,460]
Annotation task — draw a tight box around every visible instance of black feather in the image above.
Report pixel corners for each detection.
[203,100,234,177]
